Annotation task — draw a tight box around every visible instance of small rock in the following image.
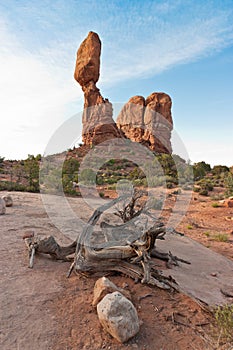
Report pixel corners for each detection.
[2,195,13,207]
[92,276,131,307]
[97,291,140,343]
[224,198,233,208]
[0,198,6,215]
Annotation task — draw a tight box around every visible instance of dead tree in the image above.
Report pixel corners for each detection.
[24,193,189,290]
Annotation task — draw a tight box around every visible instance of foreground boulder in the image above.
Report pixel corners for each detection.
[0,198,6,215]
[2,195,13,207]
[92,276,131,307]
[97,291,140,343]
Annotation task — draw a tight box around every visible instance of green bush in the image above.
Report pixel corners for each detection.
[224,173,233,197]
[214,304,233,341]
[199,189,209,196]
[193,186,200,192]
[212,202,220,208]
[212,233,228,242]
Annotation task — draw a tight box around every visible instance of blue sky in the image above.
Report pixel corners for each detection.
[0,0,233,166]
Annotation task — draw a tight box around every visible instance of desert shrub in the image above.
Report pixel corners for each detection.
[99,192,104,198]
[212,165,229,176]
[199,189,209,196]
[129,167,146,180]
[211,194,225,201]
[79,168,96,184]
[0,181,28,192]
[133,178,147,187]
[107,184,116,190]
[147,175,165,187]
[187,225,193,229]
[224,172,233,197]
[166,182,174,189]
[212,202,220,208]
[212,233,228,242]
[214,304,233,341]
[203,231,210,237]
[171,189,182,195]
[197,179,214,191]
[193,186,200,192]
[193,161,211,180]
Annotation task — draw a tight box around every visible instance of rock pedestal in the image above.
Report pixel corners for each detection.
[74,32,123,146]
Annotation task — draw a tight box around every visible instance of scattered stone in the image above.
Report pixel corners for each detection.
[97,291,140,343]
[0,198,6,215]
[220,285,233,298]
[2,195,13,207]
[92,276,131,307]
[224,198,233,208]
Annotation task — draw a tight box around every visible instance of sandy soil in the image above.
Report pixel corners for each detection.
[0,190,232,350]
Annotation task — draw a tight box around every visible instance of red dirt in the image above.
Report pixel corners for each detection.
[1,190,232,350]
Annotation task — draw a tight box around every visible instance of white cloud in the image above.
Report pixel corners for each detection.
[0,1,232,161]
[0,19,82,160]
[100,10,233,84]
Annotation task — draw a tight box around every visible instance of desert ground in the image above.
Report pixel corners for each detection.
[0,189,233,350]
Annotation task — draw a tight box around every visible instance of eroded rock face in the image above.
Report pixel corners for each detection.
[117,92,173,153]
[97,291,140,343]
[116,96,145,142]
[74,32,173,153]
[74,32,123,145]
[143,92,173,153]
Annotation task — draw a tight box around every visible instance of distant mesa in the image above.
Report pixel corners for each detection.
[74,31,173,154]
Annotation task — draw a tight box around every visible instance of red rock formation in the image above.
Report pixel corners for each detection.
[116,96,145,142]
[74,32,123,145]
[74,32,173,153]
[117,93,173,153]
[143,92,173,153]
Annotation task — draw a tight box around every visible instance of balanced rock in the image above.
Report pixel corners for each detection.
[0,198,6,215]
[74,32,123,146]
[2,195,13,207]
[92,276,131,307]
[74,31,101,86]
[97,291,140,343]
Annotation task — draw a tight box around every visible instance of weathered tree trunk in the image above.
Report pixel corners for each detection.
[24,194,189,290]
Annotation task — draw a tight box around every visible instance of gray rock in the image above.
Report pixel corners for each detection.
[97,291,140,343]
[2,195,13,207]
[92,277,131,307]
[0,198,6,215]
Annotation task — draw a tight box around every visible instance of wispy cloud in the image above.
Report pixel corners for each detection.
[0,0,232,159]
[0,18,82,159]
[100,4,233,83]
